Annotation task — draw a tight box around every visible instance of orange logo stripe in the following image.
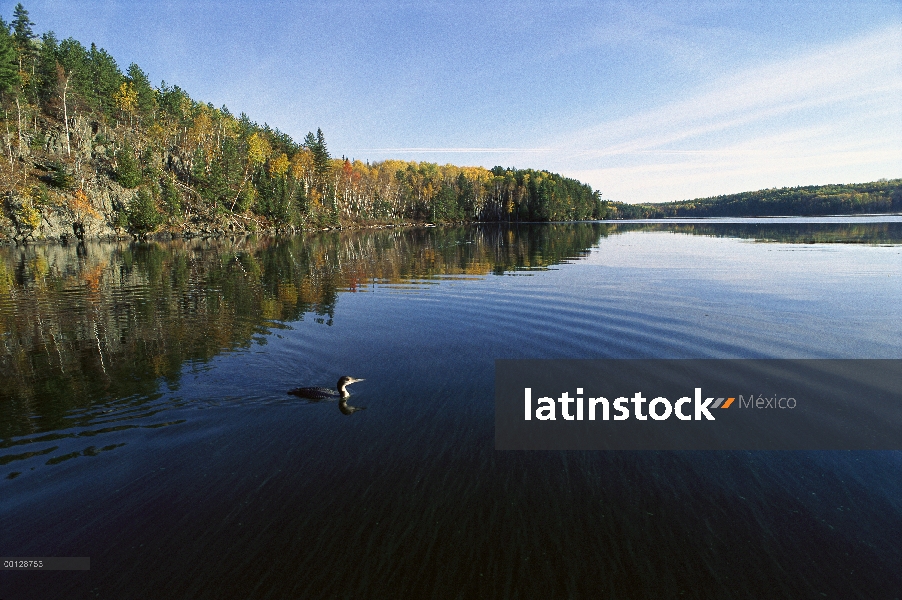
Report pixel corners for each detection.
[720,397,735,409]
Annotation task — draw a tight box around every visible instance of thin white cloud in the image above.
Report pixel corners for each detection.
[554,25,902,201]
[566,26,901,151]
[555,3,750,75]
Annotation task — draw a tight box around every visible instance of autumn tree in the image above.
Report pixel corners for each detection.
[247,131,271,166]
[230,131,269,211]
[67,188,101,240]
[11,189,41,240]
[290,148,314,185]
[188,107,215,159]
[268,153,289,178]
[113,80,137,125]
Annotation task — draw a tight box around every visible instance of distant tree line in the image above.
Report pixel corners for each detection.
[607,180,902,219]
[0,4,605,240]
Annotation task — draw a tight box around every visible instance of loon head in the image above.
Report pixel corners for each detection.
[337,376,365,397]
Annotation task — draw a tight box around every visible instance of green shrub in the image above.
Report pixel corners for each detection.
[48,162,74,190]
[31,184,51,207]
[31,131,46,151]
[116,143,143,188]
[161,178,182,218]
[236,183,255,213]
[126,187,162,236]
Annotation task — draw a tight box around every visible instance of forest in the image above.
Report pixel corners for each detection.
[0,5,605,243]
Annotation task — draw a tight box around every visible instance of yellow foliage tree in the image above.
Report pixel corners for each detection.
[308,186,322,208]
[269,153,290,178]
[220,115,240,140]
[147,122,168,148]
[13,191,41,240]
[247,132,271,167]
[113,82,139,125]
[178,96,193,121]
[189,110,215,159]
[290,149,314,181]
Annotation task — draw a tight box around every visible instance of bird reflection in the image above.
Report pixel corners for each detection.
[339,398,366,415]
[288,376,367,415]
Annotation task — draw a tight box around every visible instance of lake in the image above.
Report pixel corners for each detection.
[2,218,901,599]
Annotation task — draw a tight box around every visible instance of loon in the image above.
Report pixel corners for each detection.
[288,376,365,400]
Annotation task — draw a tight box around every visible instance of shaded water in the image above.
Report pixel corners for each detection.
[1,219,901,598]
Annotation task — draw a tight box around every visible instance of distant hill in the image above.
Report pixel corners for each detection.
[608,180,902,219]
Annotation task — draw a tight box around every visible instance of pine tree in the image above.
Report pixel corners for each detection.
[11,4,35,120]
[57,38,90,101]
[11,4,35,50]
[11,3,35,74]
[88,43,122,115]
[303,128,330,178]
[126,62,156,117]
[0,18,19,97]
[35,31,58,104]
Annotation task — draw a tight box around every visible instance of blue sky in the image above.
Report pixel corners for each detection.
[7,1,901,202]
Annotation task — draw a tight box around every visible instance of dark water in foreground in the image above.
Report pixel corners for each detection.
[1,219,901,599]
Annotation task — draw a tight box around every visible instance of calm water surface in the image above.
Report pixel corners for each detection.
[1,219,901,599]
